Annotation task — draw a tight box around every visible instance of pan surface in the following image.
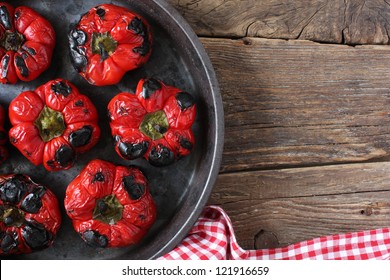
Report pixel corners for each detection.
[0,0,223,259]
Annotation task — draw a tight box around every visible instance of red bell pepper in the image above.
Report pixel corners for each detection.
[0,174,61,255]
[0,2,55,84]
[108,78,196,166]
[64,159,156,248]
[0,105,8,164]
[8,78,100,171]
[69,4,152,86]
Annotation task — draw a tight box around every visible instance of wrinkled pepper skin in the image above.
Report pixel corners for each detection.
[64,159,156,248]
[69,4,152,86]
[0,174,61,255]
[8,78,100,171]
[0,105,8,164]
[0,2,55,84]
[108,78,196,167]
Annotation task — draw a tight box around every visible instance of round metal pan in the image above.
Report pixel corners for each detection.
[0,0,223,259]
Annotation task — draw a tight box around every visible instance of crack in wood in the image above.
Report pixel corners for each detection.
[296,3,328,40]
[169,0,390,45]
[211,189,390,203]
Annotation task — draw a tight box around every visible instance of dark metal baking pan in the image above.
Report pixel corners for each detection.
[0,0,223,259]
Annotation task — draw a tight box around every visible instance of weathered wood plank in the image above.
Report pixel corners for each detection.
[221,191,390,250]
[169,0,390,45]
[208,162,390,249]
[210,162,390,203]
[201,37,390,172]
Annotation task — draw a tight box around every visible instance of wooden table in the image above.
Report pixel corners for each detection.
[167,0,390,250]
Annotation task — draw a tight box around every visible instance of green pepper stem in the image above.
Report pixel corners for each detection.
[0,31,25,51]
[0,207,25,227]
[92,195,123,225]
[139,110,169,140]
[91,32,117,61]
[34,106,66,143]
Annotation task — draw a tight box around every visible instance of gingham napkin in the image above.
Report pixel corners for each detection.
[159,206,390,260]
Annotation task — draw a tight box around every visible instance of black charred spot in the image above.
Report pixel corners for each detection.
[0,177,28,204]
[20,187,46,214]
[69,28,88,73]
[133,39,150,56]
[51,81,72,97]
[24,47,36,56]
[83,109,89,114]
[133,42,150,56]
[154,124,168,134]
[130,17,151,56]
[122,175,146,200]
[10,137,17,143]
[1,54,10,78]
[180,138,193,151]
[176,92,195,110]
[14,10,21,20]
[69,126,93,148]
[0,232,18,253]
[54,145,75,167]
[128,17,145,36]
[113,135,120,143]
[141,78,161,99]
[21,53,28,59]
[138,214,146,221]
[148,144,175,167]
[0,6,12,30]
[71,29,87,46]
[83,230,108,248]
[118,141,149,160]
[22,221,51,250]
[15,55,29,78]
[96,7,106,18]
[75,100,84,107]
[92,172,105,183]
[46,160,55,169]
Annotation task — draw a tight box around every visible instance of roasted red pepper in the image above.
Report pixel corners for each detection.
[0,105,8,164]
[8,78,100,171]
[108,78,196,166]
[0,2,55,84]
[0,174,61,255]
[64,159,156,248]
[69,4,152,86]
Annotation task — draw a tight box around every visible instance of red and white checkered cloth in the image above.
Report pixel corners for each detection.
[159,206,390,260]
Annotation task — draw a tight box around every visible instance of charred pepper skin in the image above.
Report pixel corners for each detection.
[69,4,153,86]
[108,78,196,167]
[0,104,8,164]
[64,159,156,248]
[0,174,61,255]
[8,78,101,171]
[0,3,55,84]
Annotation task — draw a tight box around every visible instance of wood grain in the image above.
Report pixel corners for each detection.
[201,37,390,172]
[169,0,390,45]
[167,0,390,254]
[209,162,390,249]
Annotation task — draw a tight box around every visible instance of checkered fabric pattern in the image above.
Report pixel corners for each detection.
[159,206,390,260]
